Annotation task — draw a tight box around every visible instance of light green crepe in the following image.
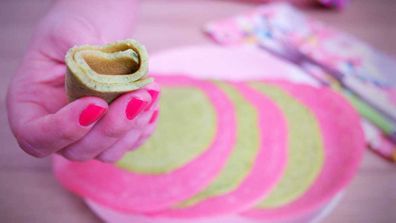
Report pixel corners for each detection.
[177,82,260,207]
[251,83,324,208]
[117,87,216,174]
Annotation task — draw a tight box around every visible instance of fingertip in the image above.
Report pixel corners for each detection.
[145,81,161,92]
[79,104,107,126]
[143,82,160,112]
[148,109,159,124]
[69,97,108,127]
[125,98,149,120]
[113,89,151,106]
[71,96,109,111]
[130,89,152,102]
[110,90,151,121]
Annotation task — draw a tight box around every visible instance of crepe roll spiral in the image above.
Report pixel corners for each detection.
[65,39,152,103]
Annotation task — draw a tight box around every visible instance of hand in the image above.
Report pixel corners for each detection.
[7,0,159,162]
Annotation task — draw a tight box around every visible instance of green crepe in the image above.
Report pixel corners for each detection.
[251,83,324,208]
[117,87,216,174]
[177,82,260,207]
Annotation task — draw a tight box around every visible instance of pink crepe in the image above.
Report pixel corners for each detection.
[53,76,237,212]
[147,82,288,218]
[241,81,365,221]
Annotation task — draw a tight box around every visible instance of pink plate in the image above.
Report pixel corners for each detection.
[85,190,344,223]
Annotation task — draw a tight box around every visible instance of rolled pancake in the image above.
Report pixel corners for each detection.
[65,39,152,102]
[148,81,287,217]
[53,76,236,212]
[249,83,324,208]
[242,82,365,221]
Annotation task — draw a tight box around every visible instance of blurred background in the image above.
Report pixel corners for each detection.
[0,0,395,222]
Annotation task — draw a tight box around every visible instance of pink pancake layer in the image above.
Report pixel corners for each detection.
[53,75,237,212]
[147,82,288,218]
[241,81,365,221]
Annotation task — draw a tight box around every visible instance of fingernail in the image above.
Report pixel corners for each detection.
[149,109,159,124]
[145,89,160,111]
[126,98,148,120]
[79,104,107,126]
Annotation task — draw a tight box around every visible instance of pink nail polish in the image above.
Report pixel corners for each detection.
[145,89,160,111]
[149,109,159,124]
[126,98,148,120]
[79,104,107,126]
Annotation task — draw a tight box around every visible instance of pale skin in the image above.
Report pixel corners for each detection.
[7,0,159,162]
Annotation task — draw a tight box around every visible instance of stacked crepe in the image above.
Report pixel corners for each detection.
[54,72,365,222]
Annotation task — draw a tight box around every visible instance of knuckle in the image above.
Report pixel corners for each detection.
[134,113,151,128]
[17,138,49,158]
[98,149,126,163]
[97,155,118,163]
[13,126,51,158]
[59,126,80,142]
[102,123,128,139]
[62,150,91,162]
[143,129,154,139]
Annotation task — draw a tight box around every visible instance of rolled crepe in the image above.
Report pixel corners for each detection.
[65,39,152,103]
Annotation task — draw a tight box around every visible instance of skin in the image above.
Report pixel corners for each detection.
[6,0,159,162]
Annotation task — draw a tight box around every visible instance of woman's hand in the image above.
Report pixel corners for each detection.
[7,0,159,162]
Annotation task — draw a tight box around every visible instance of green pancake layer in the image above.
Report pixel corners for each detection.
[117,87,216,174]
[251,83,324,208]
[177,82,260,207]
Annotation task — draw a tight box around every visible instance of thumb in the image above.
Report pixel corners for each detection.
[30,14,104,62]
